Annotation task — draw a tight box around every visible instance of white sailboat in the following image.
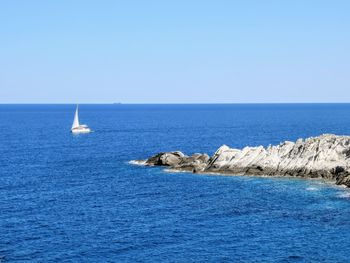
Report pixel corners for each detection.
[71,105,91,134]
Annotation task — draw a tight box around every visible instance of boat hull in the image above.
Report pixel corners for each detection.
[71,127,91,134]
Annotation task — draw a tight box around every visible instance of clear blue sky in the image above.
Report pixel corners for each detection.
[0,0,349,103]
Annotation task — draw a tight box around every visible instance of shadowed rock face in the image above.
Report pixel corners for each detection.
[145,151,210,172]
[137,134,350,188]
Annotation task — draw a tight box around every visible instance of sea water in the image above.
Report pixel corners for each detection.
[1,104,350,262]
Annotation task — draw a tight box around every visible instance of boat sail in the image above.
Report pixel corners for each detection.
[72,106,80,130]
[71,105,91,134]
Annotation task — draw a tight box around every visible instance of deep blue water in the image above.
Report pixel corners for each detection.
[1,104,350,262]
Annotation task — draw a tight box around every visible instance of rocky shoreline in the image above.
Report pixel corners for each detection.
[132,134,350,188]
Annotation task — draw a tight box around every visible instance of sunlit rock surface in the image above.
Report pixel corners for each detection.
[136,134,350,187]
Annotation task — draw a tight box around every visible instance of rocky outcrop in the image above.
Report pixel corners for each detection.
[145,151,210,173]
[133,134,350,188]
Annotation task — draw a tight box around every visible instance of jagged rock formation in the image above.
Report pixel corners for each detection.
[134,134,350,188]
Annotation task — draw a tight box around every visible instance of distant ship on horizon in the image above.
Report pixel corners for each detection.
[71,105,91,134]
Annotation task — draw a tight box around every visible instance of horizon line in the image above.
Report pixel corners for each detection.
[1,102,350,105]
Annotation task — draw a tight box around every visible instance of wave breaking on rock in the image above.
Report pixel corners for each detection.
[131,134,350,188]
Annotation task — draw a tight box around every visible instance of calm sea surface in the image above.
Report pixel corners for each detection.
[1,104,350,262]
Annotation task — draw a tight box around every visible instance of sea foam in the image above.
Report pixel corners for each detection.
[128,160,146,166]
[337,192,350,199]
[306,187,319,191]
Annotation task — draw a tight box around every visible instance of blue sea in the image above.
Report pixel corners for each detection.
[1,104,350,262]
